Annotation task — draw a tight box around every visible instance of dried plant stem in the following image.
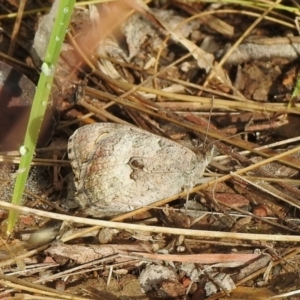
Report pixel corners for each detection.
[2,200,300,242]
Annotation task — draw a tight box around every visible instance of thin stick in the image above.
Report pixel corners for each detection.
[2,200,300,242]
[8,0,27,56]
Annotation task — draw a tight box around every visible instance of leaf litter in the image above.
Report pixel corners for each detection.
[1,0,300,299]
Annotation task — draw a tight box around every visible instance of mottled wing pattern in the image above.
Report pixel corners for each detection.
[68,123,120,179]
[68,123,210,217]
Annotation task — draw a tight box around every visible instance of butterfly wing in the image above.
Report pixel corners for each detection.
[68,123,209,217]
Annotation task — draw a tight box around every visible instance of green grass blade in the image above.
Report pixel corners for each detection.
[290,75,300,103]
[7,0,76,234]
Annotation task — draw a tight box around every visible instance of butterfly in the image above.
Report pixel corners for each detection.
[67,122,213,217]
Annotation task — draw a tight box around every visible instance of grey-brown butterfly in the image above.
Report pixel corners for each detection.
[67,122,213,217]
